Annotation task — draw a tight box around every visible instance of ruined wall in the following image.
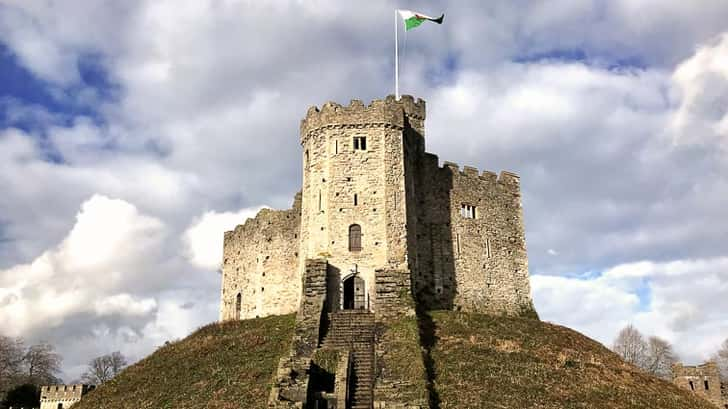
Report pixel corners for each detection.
[673,362,727,408]
[39,385,94,409]
[299,96,423,313]
[219,194,301,321]
[410,154,533,315]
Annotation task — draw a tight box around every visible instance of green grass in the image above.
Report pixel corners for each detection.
[375,316,429,404]
[427,311,716,409]
[73,311,714,409]
[74,314,295,409]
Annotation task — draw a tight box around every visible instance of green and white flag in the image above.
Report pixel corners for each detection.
[397,10,445,31]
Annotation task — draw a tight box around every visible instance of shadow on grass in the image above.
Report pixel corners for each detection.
[416,307,440,409]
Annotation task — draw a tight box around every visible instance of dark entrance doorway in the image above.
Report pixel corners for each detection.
[342,275,366,310]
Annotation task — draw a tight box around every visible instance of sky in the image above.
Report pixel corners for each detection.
[0,0,727,381]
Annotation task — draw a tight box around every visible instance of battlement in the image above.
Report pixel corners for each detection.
[440,160,521,188]
[673,361,721,377]
[40,384,94,400]
[300,95,425,141]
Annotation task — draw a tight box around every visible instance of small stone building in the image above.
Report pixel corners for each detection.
[39,385,95,409]
[672,362,727,408]
[219,95,534,321]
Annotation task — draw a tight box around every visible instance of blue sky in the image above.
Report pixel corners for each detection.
[1,0,728,381]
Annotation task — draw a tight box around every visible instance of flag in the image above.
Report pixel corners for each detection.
[398,10,445,31]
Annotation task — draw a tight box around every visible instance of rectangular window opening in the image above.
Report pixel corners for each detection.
[460,204,476,219]
[704,380,709,390]
[354,194,358,206]
[353,136,367,150]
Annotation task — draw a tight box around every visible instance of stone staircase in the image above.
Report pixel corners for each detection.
[321,310,375,409]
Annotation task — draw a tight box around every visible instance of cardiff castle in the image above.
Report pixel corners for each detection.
[219,95,535,408]
[220,95,533,320]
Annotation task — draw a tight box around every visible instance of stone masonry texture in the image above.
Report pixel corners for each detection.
[672,362,728,408]
[220,95,534,321]
[39,385,95,409]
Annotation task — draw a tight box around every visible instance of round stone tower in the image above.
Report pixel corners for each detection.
[298,95,425,312]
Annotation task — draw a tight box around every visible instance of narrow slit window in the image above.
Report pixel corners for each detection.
[305,150,309,167]
[460,204,476,219]
[334,139,339,154]
[689,381,695,391]
[354,194,358,206]
[704,380,709,390]
[318,190,322,211]
[353,136,367,150]
[349,224,362,252]
[456,234,461,257]
[235,293,242,320]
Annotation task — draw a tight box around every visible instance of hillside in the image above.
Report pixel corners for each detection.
[426,311,714,409]
[74,314,295,409]
[75,311,714,409]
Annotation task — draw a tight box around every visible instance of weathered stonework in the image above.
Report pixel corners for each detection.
[39,385,95,409]
[672,362,728,408]
[224,95,536,408]
[220,193,301,321]
[220,95,534,321]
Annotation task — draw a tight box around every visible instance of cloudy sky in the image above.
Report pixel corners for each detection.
[1,0,727,381]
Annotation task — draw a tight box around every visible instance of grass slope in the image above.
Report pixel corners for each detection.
[75,314,295,409]
[427,311,715,409]
[74,311,714,409]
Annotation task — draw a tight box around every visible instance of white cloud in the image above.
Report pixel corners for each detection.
[94,294,157,317]
[0,195,166,337]
[670,32,728,151]
[183,206,266,270]
[534,256,728,364]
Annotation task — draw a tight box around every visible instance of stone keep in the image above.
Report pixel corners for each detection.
[219,95,534,320]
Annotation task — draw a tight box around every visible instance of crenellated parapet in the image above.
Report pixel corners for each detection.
[300,95,425,144]
[220,193,302,322]
[40,384,95,409]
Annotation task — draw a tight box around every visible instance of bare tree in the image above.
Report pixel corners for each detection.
[81,352,128,384]
[613,324,648,368]
[643,336,677,380]
[24,342,62,385]
[713,338,728,380]
[0,336,25,395]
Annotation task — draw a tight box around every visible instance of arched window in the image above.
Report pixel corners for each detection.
[235,293,242,320]
[349,224,362,252]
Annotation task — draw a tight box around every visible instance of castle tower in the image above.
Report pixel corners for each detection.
[298,95,425,312]
[220,95,534,322]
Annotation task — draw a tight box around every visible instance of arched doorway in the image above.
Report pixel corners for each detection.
[343,275,366,310]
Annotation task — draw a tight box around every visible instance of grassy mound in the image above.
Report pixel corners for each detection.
[75,311,713,409]
[426,311,714,409]
[74,314,294,409]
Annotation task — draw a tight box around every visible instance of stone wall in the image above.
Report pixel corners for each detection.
[219,193,301,321]
[672,362,727,408]
[298,97,423,314]
[39,385,94,409]
[220,94,535,322]
[410,153,533,315]
[269,259,328,408]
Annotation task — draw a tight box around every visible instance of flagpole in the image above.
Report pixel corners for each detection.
[394,9,399,100]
